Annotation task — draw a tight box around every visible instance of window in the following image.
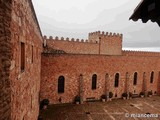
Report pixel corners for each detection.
[114,73,119,87]
[58,76,65,93]
[31,95,32,109]
[21,42,25,72]
[92,74,97,90]
[150,71,154,83]
[31,45,33,63]
[133,72,138,85]
[115,93,117,97]
[36,47,38,59]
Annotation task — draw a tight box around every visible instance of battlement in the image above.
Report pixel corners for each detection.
[123,50,160,56]
[43,31,123,44]
[43,31,123,55]
[43,35,92,43]
[89,31,123,38]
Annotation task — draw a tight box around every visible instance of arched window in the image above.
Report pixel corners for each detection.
[150,71,154,83]
[92,74,97,90]
[114,73,119,87]
[133,72,138,85]
[58,76,65,93]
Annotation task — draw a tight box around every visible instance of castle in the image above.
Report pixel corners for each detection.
[1,0,160,120]
[41,32,160,104]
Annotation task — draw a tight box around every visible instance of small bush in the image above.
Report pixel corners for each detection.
[140,92,144,96]
[101,94,106,99]
[129,92,132,97]
[40,99,49,110]
[122,92,128,97]
[154,91,157,95]
[148,91,153,96]
[75,95,80,102]
[109,92,113,98]
[43,99,49,105]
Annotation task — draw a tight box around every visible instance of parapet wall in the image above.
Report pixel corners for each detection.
[44,36,92,43]
[44,36,100,54]
[43,32,160,57]
[43,31,123,55]
[89,31,123,39]
[123,50,160,57]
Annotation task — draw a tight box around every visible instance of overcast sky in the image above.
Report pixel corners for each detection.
[32,0,160,51]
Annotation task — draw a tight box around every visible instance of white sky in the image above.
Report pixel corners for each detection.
[33,0,160,51]
[33,0,130,24]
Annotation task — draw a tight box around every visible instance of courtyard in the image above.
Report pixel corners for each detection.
[40,96,160,120]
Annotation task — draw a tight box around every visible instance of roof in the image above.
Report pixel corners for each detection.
[129,0,160,26]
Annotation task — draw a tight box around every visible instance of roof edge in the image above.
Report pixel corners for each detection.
[30,0,43,37]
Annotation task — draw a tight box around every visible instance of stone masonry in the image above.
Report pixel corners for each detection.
[0,0,42,120]
[9,0,43,119]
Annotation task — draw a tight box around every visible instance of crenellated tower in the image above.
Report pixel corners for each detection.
[43,31,123,55]
[88,31,123,55]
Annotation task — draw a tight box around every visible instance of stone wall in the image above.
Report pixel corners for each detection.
[41,53,160,104]
[0,0,12,119]
[9,0,42,119]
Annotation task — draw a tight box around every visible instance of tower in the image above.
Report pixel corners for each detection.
[88,31,123,55]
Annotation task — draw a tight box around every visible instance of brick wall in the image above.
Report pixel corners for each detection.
[0,0,12,119]
[99,34,122,55]
[44,31,122,55]
[9,0,42,119]
[89,31,122,55]
[41,53,160,104]
[157,72,160,95]
[123,50,160,56]
[45,37,99,54]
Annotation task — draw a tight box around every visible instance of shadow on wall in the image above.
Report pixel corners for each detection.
[0,0,12,119]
